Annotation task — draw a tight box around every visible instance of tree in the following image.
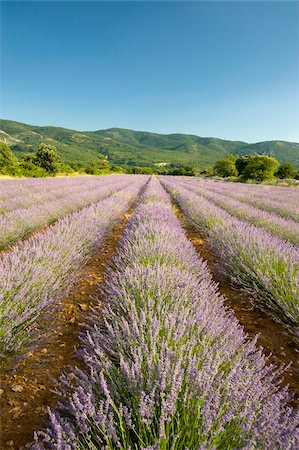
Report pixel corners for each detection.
[235,155,252,176]
[110,164,124,173]
[167,165,200,176]
[0,141,19,175]
[200,166,214,176]
[276,163,298,180]
[213,154,238,177]
[19,153,47,177]
[85,153,110,174]
[242,155,279,181]
[59,162,74,174]
[125,166,154,175]
[35,143,60,174]
[97,154,109,171]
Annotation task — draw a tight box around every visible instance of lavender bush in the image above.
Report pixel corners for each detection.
[182,178,299,223]
[203,189,299,246]
[161,177,299,332]
[0,177,112,213]
[32,178,299,449]
[0,177,98,213]
[0,176,147,356]
[0,175,135,250]
[173,179,299,246]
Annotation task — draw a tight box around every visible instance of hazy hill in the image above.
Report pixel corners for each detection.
[1,119,299,168]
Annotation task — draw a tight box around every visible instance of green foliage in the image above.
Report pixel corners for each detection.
[123,165,201,176]
[167,165,201,176]
[110,164,125,173]
[214,154,282,182]
[16,144,61,177]
[85,154,110,174]
[0,141,19,175]
[97,154,109,170]
[19,153,48,177]
[69,162,85,173]
[58,162,74,174]
[242,155,279,181]
[276,162,298,179]
[214,154,238,177]
[125,166,154,175]
[35,143,60,174]
[235,155,252,175]
[199,166,214,176]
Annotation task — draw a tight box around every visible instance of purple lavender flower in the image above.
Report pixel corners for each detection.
[32,177,299,449]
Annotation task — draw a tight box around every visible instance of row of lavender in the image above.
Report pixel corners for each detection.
[186,178,299,222]
[33,177,298,449]
[209,178,299,205]
[0,177,105,213]
[160,177,299,333]
[178,178,299,246]
[0,175,136,250]
[0,177,64,201]
[0,176,128,203]
[0,176,148,358]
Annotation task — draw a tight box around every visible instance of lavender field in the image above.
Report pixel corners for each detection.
[1,175,299,449]
[161,177,299,331]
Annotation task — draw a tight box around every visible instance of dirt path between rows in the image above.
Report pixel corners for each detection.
[0,205,137,450]
[174,206,299,408]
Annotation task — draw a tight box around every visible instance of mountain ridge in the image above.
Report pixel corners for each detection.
[1,119,299,168]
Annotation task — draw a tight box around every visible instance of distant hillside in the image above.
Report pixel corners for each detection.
[1,119,299,168]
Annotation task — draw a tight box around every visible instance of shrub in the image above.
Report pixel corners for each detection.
[213,154,238,177]
[0,141,20,175]
[276,162,298,179]
[35,143,60,174]
[242,155,279,181]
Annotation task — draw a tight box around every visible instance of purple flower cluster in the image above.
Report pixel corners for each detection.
[0,176,147,356]
[0,177,102,213]
[181,181,299,246]
[0,175,136,250]
[161,177,299,332]
[182,177,299,222]
[32,177,299,449]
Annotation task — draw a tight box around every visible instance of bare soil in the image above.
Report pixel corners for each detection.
[0,208,135,450]
[175,207,299,408]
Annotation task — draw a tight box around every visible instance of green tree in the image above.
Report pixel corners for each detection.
[59,162,74,174]
[200,166,214,176]
[97,154,109,171]
[242,155,279,181]
[85,153,110,174]
[167,165,200,176]
[276,163,298,179]
[19,153,47,177]
[35,143,60,174]
[235,155,252,176]
[214,154,238,177]
[70,162,85,173]
[0,141,19,175]
[126,166,154,175]
[110,164,124,173]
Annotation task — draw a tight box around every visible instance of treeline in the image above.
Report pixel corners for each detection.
[0,141,203,177]
[1,140,299,181]
[125,165,201,176]
[213,154,299,182]
[0,141,123,177]
[127,156,299,181]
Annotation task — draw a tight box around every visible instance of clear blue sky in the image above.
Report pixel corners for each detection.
[1,1,299,142]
